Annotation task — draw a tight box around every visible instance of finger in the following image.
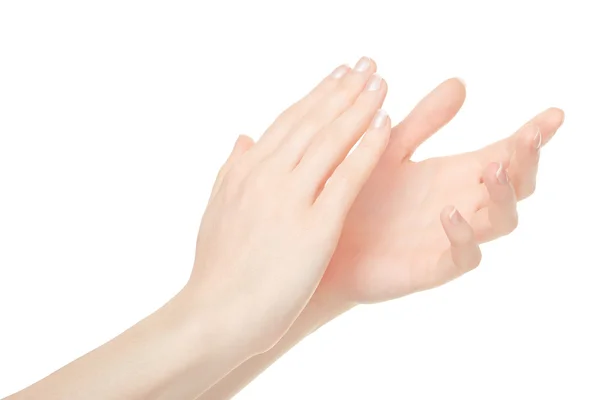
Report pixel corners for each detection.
[274,57,377,168]
[472,162,519,243]
[476,107,565,164]
[435,206,482,285]
[507,123,541,199]
[210,135,254,199]
[385,77,466,162]
[293,77,387,198]
[253,64,351,155]
[314,112,391,223]
[521,107,564,148]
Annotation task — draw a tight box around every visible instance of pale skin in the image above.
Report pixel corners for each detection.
[3,57,564,400]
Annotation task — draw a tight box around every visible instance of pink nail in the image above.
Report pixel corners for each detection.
[534,127,542,150]
[330,65,349,79]
[449,207,461,225]
[370,109,388,129]
[354,57,371,72]
[366,74,382,91]
[496,162,508,184]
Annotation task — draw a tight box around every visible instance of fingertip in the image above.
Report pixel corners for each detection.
[441,206,475,246]
[441,205,456,223]
[368,57,378,72]
[483,162,504,187]
[546,107,565,126]
[329,64,351,79]
[441,205,464,229]
[448,77,467,102]
[558,109,565,125]
[535,107,565,145]
[455,78,468,104]
[449,206,462,225]
[368,109,392,144]
[379,77,389,96]
[352,56,376,74]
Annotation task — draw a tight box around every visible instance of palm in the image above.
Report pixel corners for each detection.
[324,150,488,303]
[319,78,563,304]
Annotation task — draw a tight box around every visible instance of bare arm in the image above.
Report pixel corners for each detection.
[4,290,249,400]
[4,59,391,400]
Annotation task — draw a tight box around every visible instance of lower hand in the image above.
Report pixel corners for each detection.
[321,79,564,304]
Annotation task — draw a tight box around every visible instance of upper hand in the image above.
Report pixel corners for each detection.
[187,58,391,353]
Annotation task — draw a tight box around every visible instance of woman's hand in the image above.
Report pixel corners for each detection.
[5,59,394,400]
[195,77,565,400]
[322,79,565,304]
[186,58,390,354]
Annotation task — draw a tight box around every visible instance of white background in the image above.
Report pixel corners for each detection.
[0,1,598,399]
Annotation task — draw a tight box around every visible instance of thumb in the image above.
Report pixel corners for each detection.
[229,134,255,160]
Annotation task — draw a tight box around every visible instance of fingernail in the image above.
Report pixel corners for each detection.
[331,65,349,79]
[370,109,388,129]
[366,74,382,91]
[533,126,542,150]
[449,207,462,225]
[354,57,371,72]
[456,77,466,88]
[496,162,508,184]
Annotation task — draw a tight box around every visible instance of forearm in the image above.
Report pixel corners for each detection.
[196,290,354,400]
[4,291,243,400]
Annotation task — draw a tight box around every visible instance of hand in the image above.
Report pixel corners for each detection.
[191,74,565,400]
[186,58,391,353]
[320,78,565,303]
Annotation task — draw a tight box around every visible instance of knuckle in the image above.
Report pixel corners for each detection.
[471,249,483,270]
[453,232,472,247]
[243,165,278,193]
[224,165,245,187]
[520,182,536,200]
[361,129,388,150]
[220,173,241,201]
[527,181,537,196]
[506,212,519,233]
[244,172,267,190]
[460,247,483,273]
[330,172,351,192]
[318,130,343,152]
[328,87,354,110]
[359,136,383,154]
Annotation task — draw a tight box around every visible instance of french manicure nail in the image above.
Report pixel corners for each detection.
[354,57,371,72]
[370,109,388,129]
[366,74,382,91]
[533,127,542,150]
[331,65,349,79]
[449,207,461,225]
[496,162,508,184]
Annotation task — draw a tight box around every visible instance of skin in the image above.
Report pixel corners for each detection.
[3,57,564,400]
[5,57,390,400]
[185,58,392,355]
[199,63,564,399]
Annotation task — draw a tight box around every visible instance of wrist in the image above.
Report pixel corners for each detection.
[185,288,355,400]
[173,286,256,363]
